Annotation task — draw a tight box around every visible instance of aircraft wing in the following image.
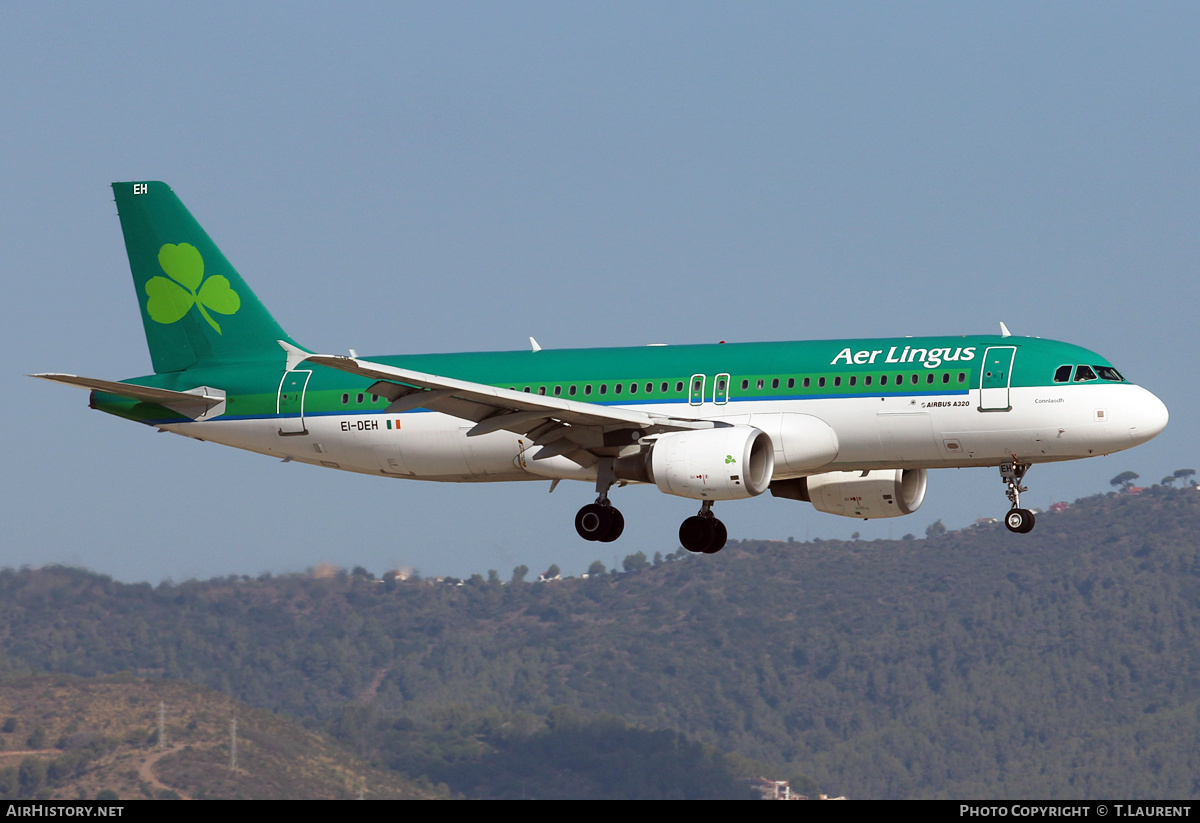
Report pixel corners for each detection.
[31,373,226,420]
[280,341,715,466]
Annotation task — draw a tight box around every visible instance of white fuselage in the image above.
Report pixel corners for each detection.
[164,381,1167,485]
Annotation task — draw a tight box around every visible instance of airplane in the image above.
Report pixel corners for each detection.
[34,182,1169,553]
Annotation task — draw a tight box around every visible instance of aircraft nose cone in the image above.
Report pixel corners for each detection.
[1129,386,1169,445]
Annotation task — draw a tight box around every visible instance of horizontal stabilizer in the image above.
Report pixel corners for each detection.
[31,373,226,420]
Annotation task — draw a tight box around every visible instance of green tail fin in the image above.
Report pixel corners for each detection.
[113,181,296,374]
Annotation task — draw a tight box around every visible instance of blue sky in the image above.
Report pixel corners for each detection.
[3,2,1196,583]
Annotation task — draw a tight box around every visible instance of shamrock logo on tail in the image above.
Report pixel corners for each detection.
[145,243,240,334]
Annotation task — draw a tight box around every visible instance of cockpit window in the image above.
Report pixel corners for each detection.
[1054,365,1072,383]
[1073,365,1097,382]
[1094,365,1124,382]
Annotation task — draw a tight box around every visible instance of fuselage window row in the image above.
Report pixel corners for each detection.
[495,371,970,406]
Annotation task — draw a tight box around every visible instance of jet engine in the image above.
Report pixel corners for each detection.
[615,426,775,500]
[770,468,928,519]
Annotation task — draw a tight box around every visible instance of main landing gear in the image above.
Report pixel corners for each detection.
[1000,461,1036,534]
[572,459,729,552]
[679,501,728,554]
[575,458,625,543]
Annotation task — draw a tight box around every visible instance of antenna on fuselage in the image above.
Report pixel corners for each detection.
[999,322,1012,338]
[529,337,543,353]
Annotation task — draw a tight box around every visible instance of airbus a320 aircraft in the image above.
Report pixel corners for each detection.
[36,183,1168,553]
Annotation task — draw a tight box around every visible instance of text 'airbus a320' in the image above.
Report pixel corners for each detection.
[35,183,1169,553]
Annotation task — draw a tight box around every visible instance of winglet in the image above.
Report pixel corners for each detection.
[999,322,1012,338]
[279,340,314,372]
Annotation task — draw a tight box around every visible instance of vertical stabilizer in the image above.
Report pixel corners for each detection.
[112,181,295,373]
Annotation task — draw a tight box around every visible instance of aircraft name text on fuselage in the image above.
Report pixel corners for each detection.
[830,345,978,369]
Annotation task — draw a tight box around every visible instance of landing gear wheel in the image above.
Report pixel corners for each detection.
[679,516,711,552]
[575,503,624,542]
[679,516,728,554]
[598,508,624,543]
[1004,508,1035,534]
[575,504,609,541]
[706,519,728,554]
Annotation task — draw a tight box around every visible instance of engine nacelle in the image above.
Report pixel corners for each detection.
[638,426,775,500]
[770,469,927,519]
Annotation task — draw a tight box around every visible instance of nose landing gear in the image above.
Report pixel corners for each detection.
[1000,461,1036,533]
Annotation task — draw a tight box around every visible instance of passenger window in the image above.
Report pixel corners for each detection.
[646,382,653,393]
[600,384,608,395]
[865,375,872,386]
[1054,365,1073,383]
[554,386,562,396]
[849,376,856,387]
[942,373,949,384]
[585,385,592,395]
[926,374,934,384]
[675,381,684,392]
[629,383,638,394]
[911,374,919,385]
[569,385,577,396]
[818,377,826,388]
[787,378,795,389]
[356,393,364,404]
[757,379,764,390]
[614,384,622,394]
[803,378,811,388]
[341,393,349,404]
[880,375,888,385]
[538,386,546,395]
[1074,365,1097,382]
[741,379,749,390]
[771,378,779,389]
[833,377,841,387]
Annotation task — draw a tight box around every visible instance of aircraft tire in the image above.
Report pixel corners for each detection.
[679,516,715,553]
[598,508,625,543]
[703,519,728,554]
[1004,508,1035,534]
[575,504,612,542]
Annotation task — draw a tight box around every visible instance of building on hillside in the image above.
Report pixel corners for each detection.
[740,777,802,800]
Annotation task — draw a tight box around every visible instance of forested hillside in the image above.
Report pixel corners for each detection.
[3,486,1199,798]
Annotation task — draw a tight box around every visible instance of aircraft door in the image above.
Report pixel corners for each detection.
[714,373,730,405]
[689,374,706,406]
[979,347,1016,412]
[277,369,312,435]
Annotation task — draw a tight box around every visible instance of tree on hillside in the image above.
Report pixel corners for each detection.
[1110,471,1139,491]
[1174,469,1196,487]
[622,552,650,573]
